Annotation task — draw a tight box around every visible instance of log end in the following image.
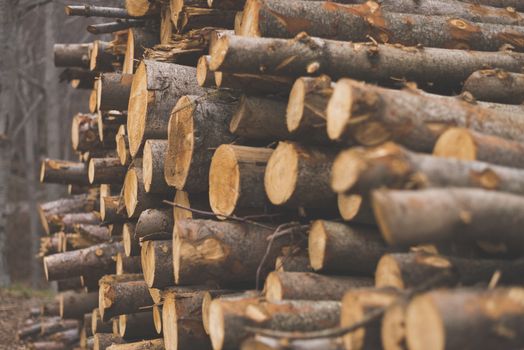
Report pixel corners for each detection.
[123,222,136,257]
[123,168,139,217]
[118,315,127,338]
[143,141,154,193]
[123,28,135,75]
[125,0,154,17]
[42,256,51,281]
[433,127,476,160]
[209,35,229,71]
[208,300,226,350]
[374,254,404,289]
[264,272,283,302]
[326,79,354,140]
[173,191,194,222]
[264,142,298,206]
[89,87,98,114]
[286,78,307,133]
[88,158,96,184]
[127,61,149,157]
[116,125,129,166]
[337,193,363,222]
[238,0,261,37]
[209,144,240,218]
[153,304,162,334]
[170,96,196,190]
[197,55,216,88]
[202,292,213,335]
[89,41,100,72]
[331,148,365,193]
[405,294,444,350]
[381,301,408,350]
[308,220,328,271]
[162,294,179,350]
[142,240,156,288]
[371,190,397,245]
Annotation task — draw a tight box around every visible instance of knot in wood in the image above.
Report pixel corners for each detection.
[95,248,104,257]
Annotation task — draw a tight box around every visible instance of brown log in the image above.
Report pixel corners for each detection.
[124,27,160,74]
[59,291,99,319]
[172,190,211,222]
[97,111,121,146]
[61,68,96,89]
[54,43,92,68]
[326,79,524,152]
[29,341,68,350]
[123,164,165,218]
[71,113,104,152]
[215,71,294,96]
[135,208,174,239]
[406,288,524,350]
[341,288,400,350]
[81,314,93,346]
[202,290,246,335]
[337,193,376,225]
[174,6,236,33]
[116,252,142,275]
[40,159,89,185]
[209,145,273,218]
[88,158,127,185]
[164,94,238,192]
[209,298,340,350]
[143,140,172,194]
[75,223,111,243]
[123,222,140,257]
[372,188,524,255]
[197,55,217,88]
[107,339,164,350]
[94,333,126,350]
[264,141,337,209]
[308,220,388,275]
[162,290,211,350]
[127,60,205,156]
[274,248,313,273]
[265,271,373,301]
[40,234,64,256]
[97,73,133,112]
[459,0,524,11]
[48,328,80,345]
[434,127,524,169]
[67,184,91,195]
[17,323,42,340]
[174,219,306,285]
[99,278,153,321]
[92,308,113,334]
[43,242,124,281]
[332,142,524,196]
[101,196,127,224]
[207,0,245,9]
[142,240,174,288]
[90,40,117,72]
[240,0,524,52]
[463,69,524,104]
[118,311,157,340]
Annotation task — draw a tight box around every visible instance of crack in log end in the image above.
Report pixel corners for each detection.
[447,19,481,50]
[469,168,501,190]
[264,8,312,37]
[498,30,524,51]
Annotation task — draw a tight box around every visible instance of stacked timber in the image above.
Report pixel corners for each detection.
[30,0,524,349]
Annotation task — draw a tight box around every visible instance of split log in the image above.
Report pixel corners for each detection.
[59,291,98,319]
[172,190,211,222]
[433,127,524,169]
[197,55,216,87]
[239,0,524,52]
[209,145,273,218]
[123,222,140,257]
[209,298,341,350]
[265,272,373,301]
[135,208,174,239]
[143,140,172,194]
[93,333,126,350]
[116,125,131,166]
[164,94,238,192]
[337,193,376,225]
[116,253,142,275]
[331,142,524,196]
[341,288,400,350]
[264,141,337,209]
[92,308,113,334]
[99,278,152,321]
[88,158,127,185]
[210,33,524,88]
[142,240,174,288]
[123,28,160,74]
[123,164,165,218]
[127,60,205,156]
[71,113,104,152]
[119,311,157,340]
[54,43,91,68]
[406,288,524,350]
[107,339,164,350]
[174,219,306,285]
[162,290,211,350]
[43,242,124,281]
[308,220,388,275]
[97,73,133,111]
[101,196,127,224]
[215,72,294,95]
[90,40,116,72]
[372,188,524,255]
[174,6,236,33]
[40,159,89,185]
[326,79,524,151]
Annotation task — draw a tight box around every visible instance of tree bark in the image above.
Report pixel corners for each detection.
[116,252,142,275]
[59,291,99,319]
[434,127,524,169]
[65,5,143,19]
[164,94,238,192]
[373,188,524,255]
[274,248,313,273]
[463,69,524,104]
[98,73,134,111]
[75,223,111,243]
[142,240,175,288]
[136,208,174,239]
[88,158,127,185]
[124,27,160,74]
[40,159,89,185]
[118,311,157,340]
[92,308,113,334]
[101,196,128,224]
[265,271,372,301]
[458,0,524,11]
[38,194,97,234]
[172,190,212,222]
[30,341,68,350]
[99,279,153,321]
[209,145,273,218]
[127,60,205,156]
[94,333,126,350]
[54,43,92,68]
[215,72,294,96]
[71,113,104,152]
[107,339,164,350]
[123,164,165,218]
[143,140,172,194]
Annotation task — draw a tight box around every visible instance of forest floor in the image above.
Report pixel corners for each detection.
[0,286,54,350]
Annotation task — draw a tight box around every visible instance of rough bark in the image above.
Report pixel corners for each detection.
[209,145,273,217]
[92,308,113,334]
[75,223,111,243]
[107,339,164,350]
[123,164,165,218]
[174,7,236,33]
[373,188,524,255]
[101,196,128,224]
[265,272,373,301]
[135,208,174,239]
[98,73,134,111]
[94,333,126,350]
[59,291,99,319]
[274,248,313,273]
[39,194,98,234]
[172,190,211,222]
[241,337,345,350]
[127,60,206,156]
[88,158,127,185]
[142,240,174,288]
[215,72,294,95]
[40,159,89,185]
[433,127,524,169]
[99,279,153,321]
[65,5,142,19]
[458,0,524,11]
[164,94,238,192]
[208,0,246,10]
[118,311,157,340]
[143,139,172,194]
[463,69,524,105]
[54,43,91,68]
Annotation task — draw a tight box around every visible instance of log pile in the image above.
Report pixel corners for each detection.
[27,0,524,349]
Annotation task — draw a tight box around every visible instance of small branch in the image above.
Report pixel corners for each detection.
[87,19,145,34]
[65,5,141,19]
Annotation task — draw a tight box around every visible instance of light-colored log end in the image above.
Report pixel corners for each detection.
[331,148,365,193]
[337,193,363,221]
[264,142,298,206]
[308,220,327,271]
[433,127,476,160]
[153,304,162,334]
[127,61,149,157]
[405,295,444,350]
[208,300,225,350]
[264,272,283,302]
[124,167,139,217]
[209,144,241,218]
[374,254,404,290]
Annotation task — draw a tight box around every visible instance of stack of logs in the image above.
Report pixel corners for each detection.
[32,0,524,349]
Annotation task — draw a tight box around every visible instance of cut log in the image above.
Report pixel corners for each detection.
[275,248,313,273]
[97,73,134,111]
[116,125,131,166]
[337,193,375,225]
[38,195,97,234]
[464,69,524,104]
[143,140,172,194]
[75,223,111,243]
[164,94,238,192]
[308,220,387,275]
[142,240,175,288]
[101,196,128,224]
[381,298,408,350]
[240,0,524,52]
[97,112,120,146]
[17,323,42,340]
[107,339,164,350]
[116,252,142,275]
[123,164,165,218]
[174,6,236,33]
[65,5,140,18]
[71,113,104,152]
[56,277,83,291]
[127,60,205,156]
[264,141,337,209]
[210,33,524,88]
[123,222,140,257]
[202,290,244,335]
[61,212,101,233]
[172,191,211,222]
[197,55,217,88]
[215,72,294,96]
[135,208,174,240]
[40,159,89,185]
[90,40,117,72]
[81,314,93,342]
[265,272,373,301]
[43,242,124,281]
[162,290,211,350]
[123,27,160,74]
[341,288,400,350]
[241,337,345,350]
[372,188,524,255]
[54,43,91,68]
[94,333,126,350]
[99,279,153,321]
[119,311,157,340]
[29,341,68,350]
[59,291,99,319]
[209,298,341,350]
[42,301,60,317]
[209,145,273,218]
[87,20,145,35]
[174,219,306,285]
[433,127,524,169]
[88,158,127,185]
[406,288,524,350]
[92,308,113,334]
[326,79,524,151]
[42,318,79,337]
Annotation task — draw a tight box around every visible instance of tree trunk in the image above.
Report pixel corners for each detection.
[142,240,175,288]
[123,164,165,218]
[98,73,134,111]
[59,291,99,319]
[40,159,89,185]
[372,188,524,255]
[53,43,92,68]
[265,271,372,301]
[127,60,205,156]
[116,252,142,275]
[99,279,153,321]
[463,69,524,105]
[136,208,174,239]
[209,145,273,218]
[43,242,124,281]
[71,113,103,153]
[93,333,126,350]
[164,94,238,192]
[143,140,172,194]
[60,212,101,233]
[88,158,127,185]
[434,127,524,169]
[101,196,128,224]
[118,311,157,340]
[107,339,164,350]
